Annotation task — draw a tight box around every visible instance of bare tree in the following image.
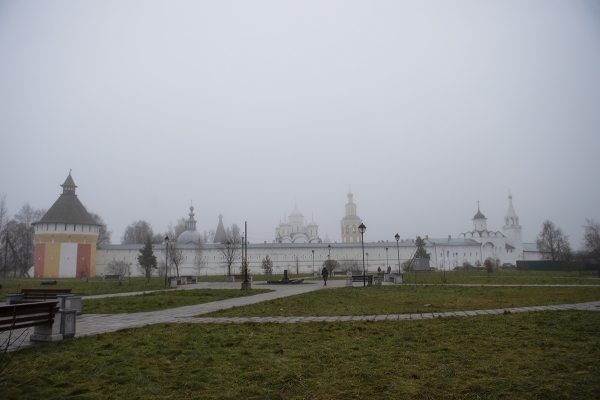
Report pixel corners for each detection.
[193,240,206,274]
[107,259,131,276]
[484,259,496,277]
[122,220,159,244]
[0,195,8,234]
[536,220,572,261]
[204,229,216,244]
[402,259,413,272]
[168,242,184,277]
[582,219,600,263]
[88,211,112,245]
[217,224,242,276]
[0,195,8,274]
[292,255,299,274]
[340,259,361,274]
[2,204,45,278]
[165,218,187,243]
[323,259,340,275]
[462,261,473,271]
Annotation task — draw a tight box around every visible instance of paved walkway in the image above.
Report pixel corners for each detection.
[3,280,600,352]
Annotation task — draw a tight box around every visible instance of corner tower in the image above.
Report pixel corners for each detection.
[341,190,363,243]
[32,172,100,278]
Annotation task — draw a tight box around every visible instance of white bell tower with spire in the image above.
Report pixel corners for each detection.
[502,191,523,261]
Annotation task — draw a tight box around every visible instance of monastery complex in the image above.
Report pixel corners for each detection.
[32,173,542,278]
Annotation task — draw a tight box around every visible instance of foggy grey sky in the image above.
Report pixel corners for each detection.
[1,1,599,247]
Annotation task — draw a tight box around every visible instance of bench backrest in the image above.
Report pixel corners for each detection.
[21,288,72,301]
[0,301,59,331]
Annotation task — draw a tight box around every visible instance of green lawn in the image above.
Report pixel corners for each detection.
[205,285,600,317]
[1,311,598,399]
[83,289,272,314]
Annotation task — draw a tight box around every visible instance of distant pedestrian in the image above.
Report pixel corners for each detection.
[377,266,381,273]
[321,266,329,286]
[387,265,391,273]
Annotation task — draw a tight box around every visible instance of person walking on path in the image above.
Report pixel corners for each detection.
[321,265,329,286]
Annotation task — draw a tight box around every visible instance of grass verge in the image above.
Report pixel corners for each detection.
[204,285,600,317]
[1,311,598,399]
[83,289,272,314]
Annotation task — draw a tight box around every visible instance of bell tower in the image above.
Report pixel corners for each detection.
[502,191,523,260]
[340,189,363,243]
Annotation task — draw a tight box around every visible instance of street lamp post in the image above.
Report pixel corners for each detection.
[164,236,170,286]
[328,244,331,259]
[395,233,400,274]
[385,247,389,272]
[359,223,366,287]
[312,249,315,274]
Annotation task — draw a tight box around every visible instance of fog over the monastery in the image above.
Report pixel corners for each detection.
[1,1,599,247]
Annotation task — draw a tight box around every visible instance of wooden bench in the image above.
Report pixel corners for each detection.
[351,275,373,284]
[179,276,198,284]
[232,274,253,282]
[0,301,59,332]
[21,288,72,301]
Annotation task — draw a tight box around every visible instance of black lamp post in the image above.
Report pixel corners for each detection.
[395,233,400,274]
[385,247,389,272]
[164,236,170,286]
[359,223,366,286]
[312,249,315,274]
[327,244,331,259]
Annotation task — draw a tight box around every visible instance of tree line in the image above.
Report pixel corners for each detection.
[536,219,600,266]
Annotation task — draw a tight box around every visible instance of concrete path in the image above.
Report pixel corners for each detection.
[3,280,600,352]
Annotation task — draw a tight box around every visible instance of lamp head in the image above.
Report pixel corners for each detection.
[165,235,170,243]
[358,223,366,234]
[395,233,400,242]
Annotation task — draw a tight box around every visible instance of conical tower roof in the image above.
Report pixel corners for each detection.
[213,214,228,244]
[36,171,97,225]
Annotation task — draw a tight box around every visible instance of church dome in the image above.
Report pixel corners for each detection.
[290,204,303,217]
[473,205,486,220]
[177,230,202,245]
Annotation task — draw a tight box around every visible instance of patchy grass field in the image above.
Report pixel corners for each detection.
[83,289,272,314]
[195,273,314,282]
[400,270,600,285]
[205,285,600,317]
[1,311,598,399]
[0,277,173,301]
